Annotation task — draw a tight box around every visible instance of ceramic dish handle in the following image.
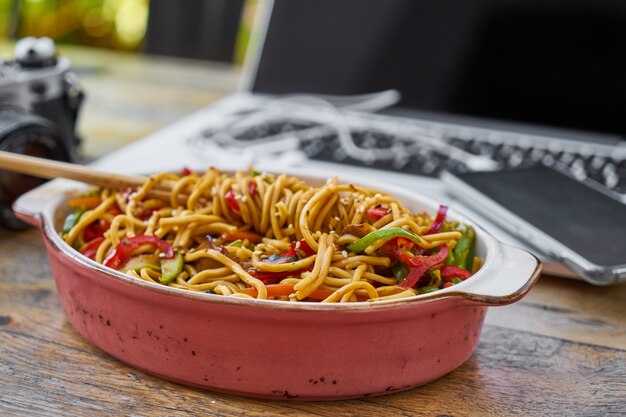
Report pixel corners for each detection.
[13,180,77,227]
[456,243,542,306]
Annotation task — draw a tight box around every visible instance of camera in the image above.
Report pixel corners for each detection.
[0,37,83,229]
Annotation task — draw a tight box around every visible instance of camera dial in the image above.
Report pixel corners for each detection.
[14,37,57,68]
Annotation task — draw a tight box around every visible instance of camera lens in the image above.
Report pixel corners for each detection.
[0,108,68,229]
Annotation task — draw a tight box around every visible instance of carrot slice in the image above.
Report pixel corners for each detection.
[221,230,263,244]
[237,284,333,301]
[67,197,103,209]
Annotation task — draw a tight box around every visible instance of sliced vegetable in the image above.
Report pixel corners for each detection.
[225,190,240,212]
[385,244,449,288]
[248,180,258,197]
[80,236,105,260]
[237,284,333,301]
[83,219,110,241]
[181,166,192,176]
[62,208,86,234]
[160,252,183,283]
[390,262,409,282]
[365,206,389,222]
[419,285,440,294]
[347,227,426,254]
[67,197,102,209]
[221,230,263,244]
[440,265,472,281]
[123,254,161,273]
[249,265,314,285]
[282,239,316,258]
[104,235,174,270]
[425,205,448,235]
[446,226,475,270]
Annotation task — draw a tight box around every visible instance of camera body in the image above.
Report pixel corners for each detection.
[0,37,83,228]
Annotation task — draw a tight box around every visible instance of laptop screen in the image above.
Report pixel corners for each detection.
[251,0,626,139]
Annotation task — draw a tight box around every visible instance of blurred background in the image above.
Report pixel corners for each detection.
[0,0,256,63]
[0,0,256,159]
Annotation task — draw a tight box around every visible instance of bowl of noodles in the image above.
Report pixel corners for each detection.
[14,167,541,400]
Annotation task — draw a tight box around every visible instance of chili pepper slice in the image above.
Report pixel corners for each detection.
[104,235,174,270]
[440,265,472,281]
[425,205,448,235]
[347,227,426,253]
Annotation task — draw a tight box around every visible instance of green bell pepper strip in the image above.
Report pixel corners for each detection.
[346,227,426,254]
[62,207,86,234]
[390,262,409,282]
[160,252,184,284]
[448,226,475,270]
[418,285,440,294]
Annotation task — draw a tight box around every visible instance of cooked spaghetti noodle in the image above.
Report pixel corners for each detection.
[62,168,480,302]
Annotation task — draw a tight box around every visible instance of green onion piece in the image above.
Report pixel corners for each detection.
[391,262,409,282]
[346,227,425,253]
[418,285,440,294]
[249,168,262,177]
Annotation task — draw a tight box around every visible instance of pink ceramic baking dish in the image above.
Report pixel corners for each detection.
[14,171,541,400]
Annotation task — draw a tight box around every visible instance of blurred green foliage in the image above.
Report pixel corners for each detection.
[0,0,149,51]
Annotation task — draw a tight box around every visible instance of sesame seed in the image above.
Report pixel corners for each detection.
[341,250,348,258]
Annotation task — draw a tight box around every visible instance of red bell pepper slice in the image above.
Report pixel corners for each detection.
[366,206,389,222]
[83,220,110,242]
[248,180,258,198]
[440,265,472,281]
[425,205,448,235]
[104,235,174,270]
[225,190,240,212]
[381,239,449,288]
[181,166,192,176]
[81,237,105,260]
[282,239,316,258]
[249,265,314,285]
[397,245,449,288]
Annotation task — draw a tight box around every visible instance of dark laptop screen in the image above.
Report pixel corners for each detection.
[252,0,626,138]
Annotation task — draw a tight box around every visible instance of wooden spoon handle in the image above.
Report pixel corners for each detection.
[0,151,148,189]
[0,151,178,201]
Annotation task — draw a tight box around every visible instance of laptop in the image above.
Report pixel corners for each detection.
[87,0,625,280]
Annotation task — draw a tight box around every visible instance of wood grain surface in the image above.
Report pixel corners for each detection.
[0,43,625,417]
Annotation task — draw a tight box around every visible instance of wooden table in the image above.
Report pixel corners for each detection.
[1,45,625,417]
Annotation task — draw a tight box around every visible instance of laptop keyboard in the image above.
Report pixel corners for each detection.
[198,117,626,197]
